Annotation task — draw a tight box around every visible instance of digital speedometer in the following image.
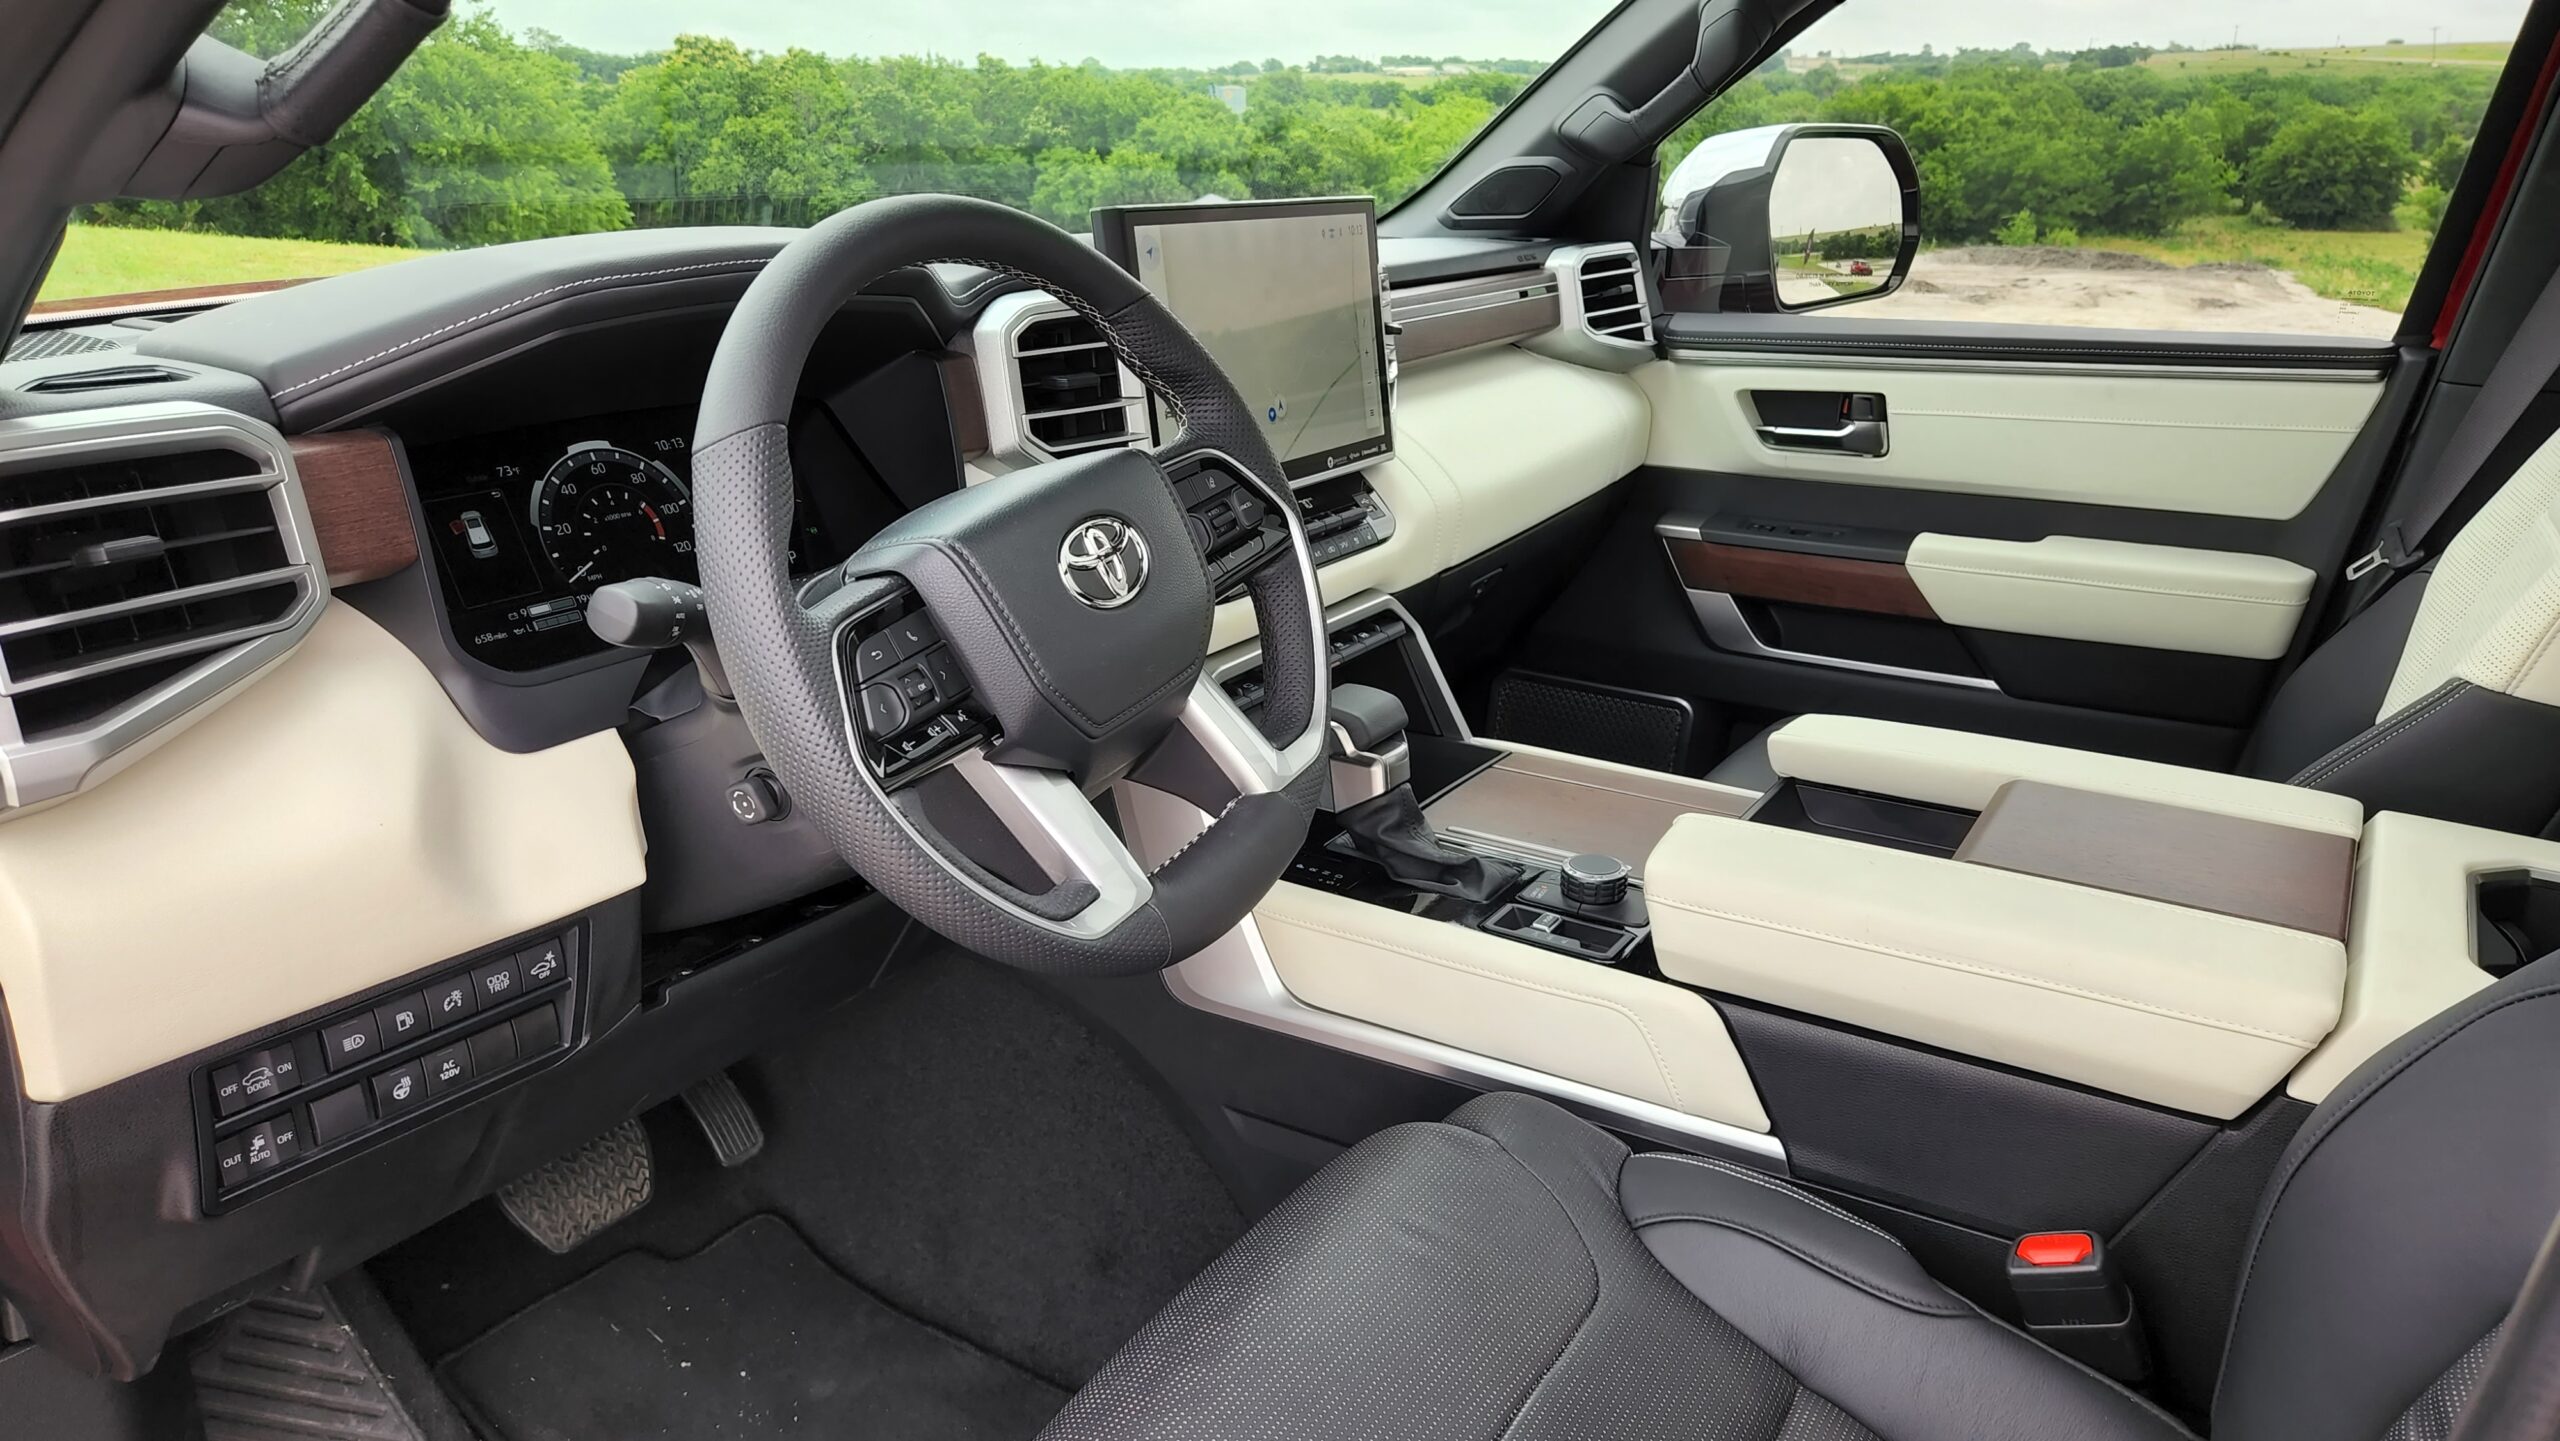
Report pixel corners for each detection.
[530,442,694,589]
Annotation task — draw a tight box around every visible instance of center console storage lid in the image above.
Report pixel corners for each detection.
[1765,714,2364,839]
[1646,811,2348,1119]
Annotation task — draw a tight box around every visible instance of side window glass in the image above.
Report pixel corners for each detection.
[1658,24,2527,338]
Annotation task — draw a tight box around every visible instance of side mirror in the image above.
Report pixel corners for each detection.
[1655,123,1919,314]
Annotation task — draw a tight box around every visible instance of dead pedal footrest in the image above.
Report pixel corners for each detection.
[497,1117,652,1254]
[188,1290,422,1441]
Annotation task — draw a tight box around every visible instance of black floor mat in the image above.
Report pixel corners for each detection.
[440,1215,1062,1441]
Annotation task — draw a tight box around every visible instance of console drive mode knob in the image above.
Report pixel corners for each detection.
[1561,853,1632,908]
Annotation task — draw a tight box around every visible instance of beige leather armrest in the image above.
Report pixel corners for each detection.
[1766,714,2364,839]
[1646,813,2345,1118]
[1905,535,2315,661]
[1255,881,1769,1133]
[2286,812,2518,1100]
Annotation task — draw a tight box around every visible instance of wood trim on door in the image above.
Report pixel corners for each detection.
[1664,537,1937,619]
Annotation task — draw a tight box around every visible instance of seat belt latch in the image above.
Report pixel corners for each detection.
[2007,1231,2150,1383]
[2344,522,2422,583]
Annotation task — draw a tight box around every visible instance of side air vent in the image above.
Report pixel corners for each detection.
[1524,243,1658,374]
[0,402,322,811]
[961,291,1147,476]
[1575,250,1653,345]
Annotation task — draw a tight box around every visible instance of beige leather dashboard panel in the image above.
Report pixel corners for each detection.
[1647,813,2346,1119]
[0,606,647,1102]
[1208,347,1650,649]
[1638,359,2381,519]
[1766,714,2367,838]
[1905,534,2317,660]
[1255,880,1770,1132]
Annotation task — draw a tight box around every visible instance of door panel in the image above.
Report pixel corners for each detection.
[1903,535,2317,660]
[1638,354,2386,517]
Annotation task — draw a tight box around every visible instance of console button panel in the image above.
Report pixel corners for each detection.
[194,925,581,1211]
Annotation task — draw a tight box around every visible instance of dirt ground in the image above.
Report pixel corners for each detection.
[1845,247,2401,337]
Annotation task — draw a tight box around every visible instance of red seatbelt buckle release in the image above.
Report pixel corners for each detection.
[2007,1230,2148,1382]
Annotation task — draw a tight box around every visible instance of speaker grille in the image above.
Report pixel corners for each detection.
[1450,165,1561,219]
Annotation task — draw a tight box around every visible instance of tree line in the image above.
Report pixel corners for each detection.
[1669,52,2493,243]
[91,3,2501,256]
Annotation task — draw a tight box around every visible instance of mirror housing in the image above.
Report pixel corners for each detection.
[1655,122,1920,314]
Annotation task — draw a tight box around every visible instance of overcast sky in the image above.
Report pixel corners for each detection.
[486,0,2530,67]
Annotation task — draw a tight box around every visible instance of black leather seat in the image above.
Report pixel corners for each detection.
[1039,957,2560,1440]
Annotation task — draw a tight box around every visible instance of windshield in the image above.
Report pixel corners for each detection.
[36,0,1616,308]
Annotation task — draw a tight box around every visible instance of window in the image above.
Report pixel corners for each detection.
[1657,4,2531,337]
[39,0,1618,307]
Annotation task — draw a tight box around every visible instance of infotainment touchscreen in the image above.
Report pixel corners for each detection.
[1092,196,1391,486]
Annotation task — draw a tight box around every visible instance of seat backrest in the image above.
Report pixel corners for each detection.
[2246,431,2560,834]
[2214,955,2560,1440]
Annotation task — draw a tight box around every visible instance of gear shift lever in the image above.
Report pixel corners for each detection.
[1326,684,1522,902]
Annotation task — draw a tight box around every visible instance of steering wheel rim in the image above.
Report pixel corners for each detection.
[690,194,1331,976]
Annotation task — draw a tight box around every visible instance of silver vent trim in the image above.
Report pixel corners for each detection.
[0,401,326,814]
[1523,242,1659,374]
[957,290,1148,477]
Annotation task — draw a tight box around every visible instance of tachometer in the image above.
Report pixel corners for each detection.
[530,442,693,589]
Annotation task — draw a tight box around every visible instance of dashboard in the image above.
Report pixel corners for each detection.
[406,396,948,671]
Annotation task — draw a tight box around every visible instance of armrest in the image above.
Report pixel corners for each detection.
[1766,714,2364,839]
[1646,812,2347,1118]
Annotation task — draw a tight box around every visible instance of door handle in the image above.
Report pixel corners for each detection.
[1754,418,1888,457]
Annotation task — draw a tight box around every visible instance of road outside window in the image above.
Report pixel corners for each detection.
[1660,1,2531,336]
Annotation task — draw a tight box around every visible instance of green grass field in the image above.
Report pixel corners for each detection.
[2144,41,2508,75]
[38,225,420,305]
[2076,215,2432,311]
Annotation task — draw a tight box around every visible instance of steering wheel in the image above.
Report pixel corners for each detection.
[690,195,1331,976]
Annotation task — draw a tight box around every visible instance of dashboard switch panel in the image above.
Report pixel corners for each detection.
[195,925,583,1210]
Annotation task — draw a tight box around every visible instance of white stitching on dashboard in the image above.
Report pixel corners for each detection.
[273,258,772,398]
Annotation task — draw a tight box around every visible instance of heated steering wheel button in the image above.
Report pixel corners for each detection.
[859,683,909,739]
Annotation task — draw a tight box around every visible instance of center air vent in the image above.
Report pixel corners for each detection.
[0,403,321,811]
[963,292,1147,475]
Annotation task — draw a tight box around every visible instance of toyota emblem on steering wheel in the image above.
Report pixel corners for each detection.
[1058,516,1150,609]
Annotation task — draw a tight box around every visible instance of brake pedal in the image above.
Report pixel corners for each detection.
[189,1290,422,1440]
[497,1118,652,1254]
[680,1070,765,1168]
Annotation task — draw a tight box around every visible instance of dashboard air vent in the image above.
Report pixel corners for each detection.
[0,403,321,810]
[1011,312,1142,457]
[1575,250,1653,345]
[22,364,191,394]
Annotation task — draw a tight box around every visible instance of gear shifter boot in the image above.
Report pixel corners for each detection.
[1335,783,1522,902]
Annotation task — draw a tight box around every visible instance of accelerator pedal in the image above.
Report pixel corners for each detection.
[188,1290,422,1441]
[497,1117,652,1254]
[679,1070,766,1168]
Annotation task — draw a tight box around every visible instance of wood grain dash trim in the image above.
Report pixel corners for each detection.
[290,431,417,588]
[936,352,990,458]
[1667,537,1936,620]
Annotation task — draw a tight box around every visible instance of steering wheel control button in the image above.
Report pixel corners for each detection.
[851,632,901,681]
[922,648,969,702]
[885,613,940,657]
[372,1062,427,1118]
[422,1042,474,1098]
[374,993,430,1049]
[470,956,523,1008]
[1059,515,1150,609]
[859,682,910,739]
[517,936,569,986]
[320,1015,380,1073]
[307,1086,374,1147]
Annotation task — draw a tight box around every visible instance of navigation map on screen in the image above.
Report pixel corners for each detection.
[1126,205,1389,483]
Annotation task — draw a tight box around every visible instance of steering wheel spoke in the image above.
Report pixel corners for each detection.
[939,751,1152,935]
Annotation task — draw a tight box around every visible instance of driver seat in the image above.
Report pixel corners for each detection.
[1037,957,2560,1440]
